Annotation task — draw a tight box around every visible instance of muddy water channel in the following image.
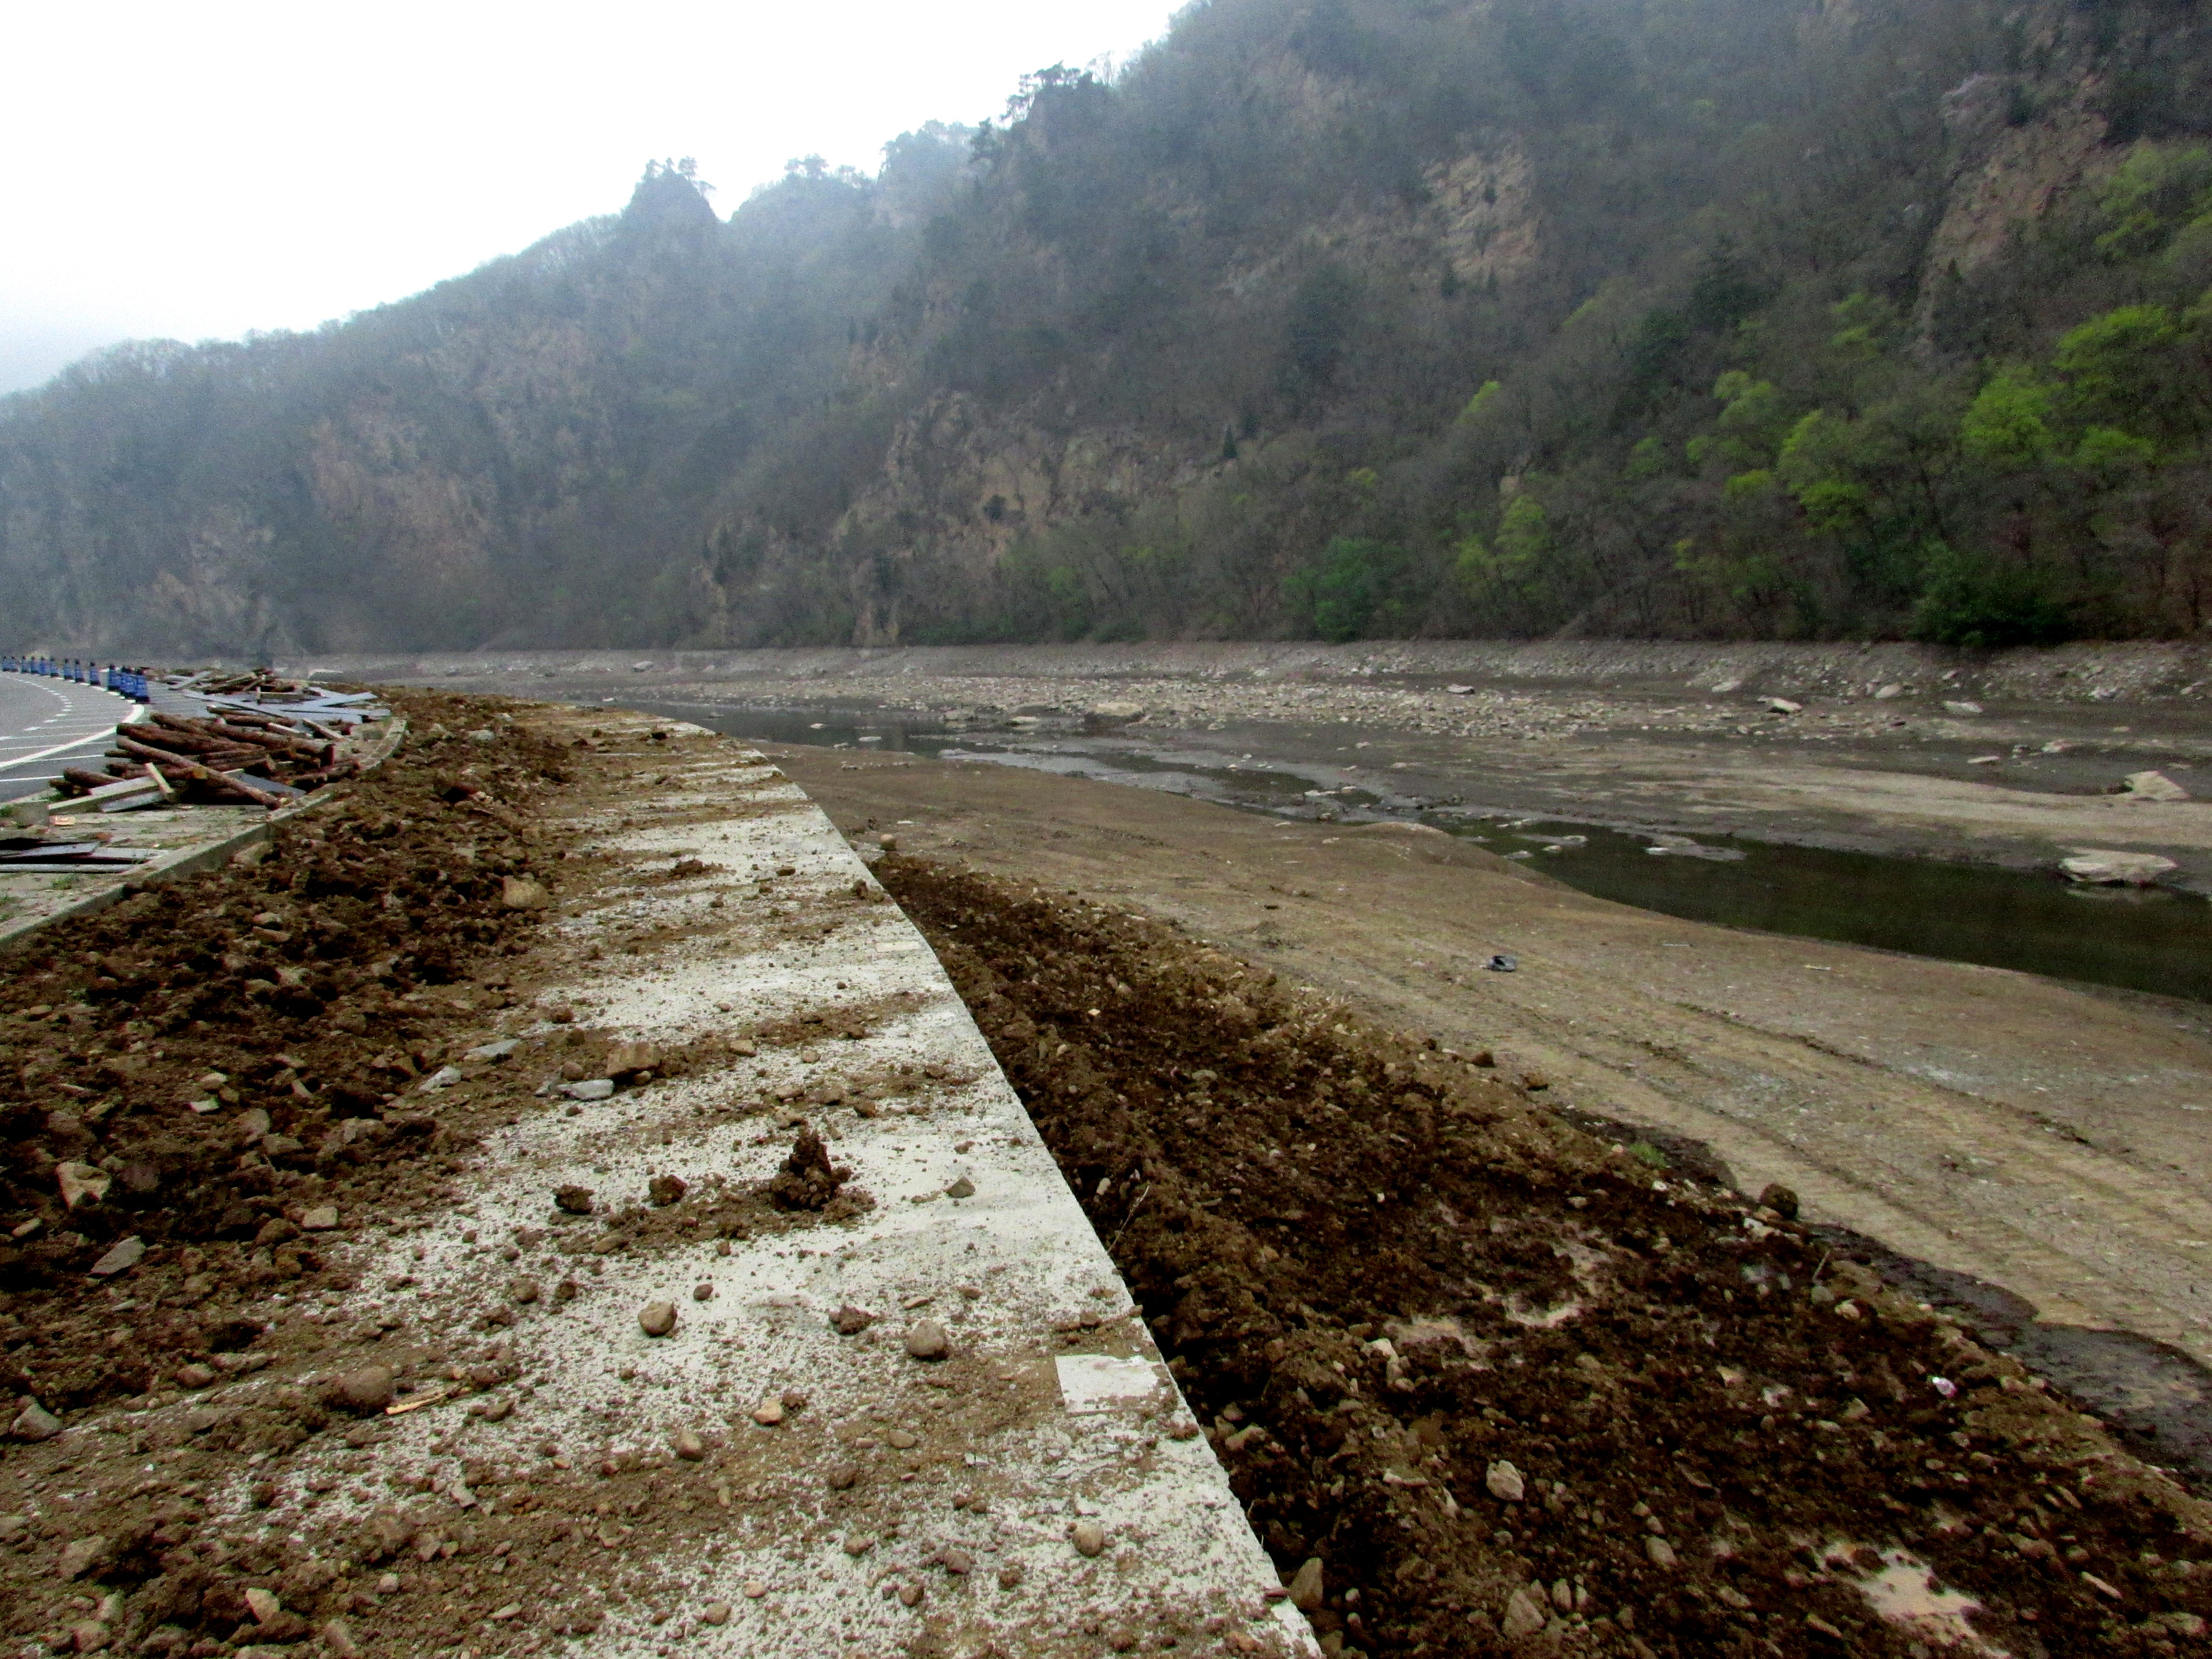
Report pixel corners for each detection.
[646,701,2212,1003]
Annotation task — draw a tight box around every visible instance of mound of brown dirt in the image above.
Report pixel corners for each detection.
[881,855,2212,1659]
[0,692,574,1415]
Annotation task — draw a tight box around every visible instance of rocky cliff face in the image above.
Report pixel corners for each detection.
[3,0,2208,653]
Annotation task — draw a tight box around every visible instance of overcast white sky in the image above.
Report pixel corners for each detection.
[0,0,1184,394]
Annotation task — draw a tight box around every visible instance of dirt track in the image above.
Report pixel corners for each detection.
[773,742,2212,1479]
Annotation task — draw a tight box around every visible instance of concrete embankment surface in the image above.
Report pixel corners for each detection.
[0,693,1303,1659]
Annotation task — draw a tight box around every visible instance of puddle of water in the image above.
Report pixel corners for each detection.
[1462,819,2212,1004]
[638,701,2212,1006]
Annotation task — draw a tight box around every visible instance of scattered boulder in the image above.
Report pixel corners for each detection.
[1943,700,1984,716]
[830,1305,875,1336]
[1089,701,1146,721]
[1486,1460,1526,1502]
[638,1301,678,1338]
[905,1319,950,1361]
[56,1536,108,1579]
[648,1175,687,1207]
[1071,1520,1106,1557]
[553,1185,595,1214]
[559,1079,613,1101]
[1757,1183,1800,1221]
[12,1398,62,1442]
[1646,1536,1680,1569]
[1286,1558,1324,1613]
[1764,697,1802,715]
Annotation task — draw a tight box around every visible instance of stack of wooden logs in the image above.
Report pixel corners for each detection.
[54,709,361,808]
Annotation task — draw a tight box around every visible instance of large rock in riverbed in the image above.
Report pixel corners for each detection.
[2061,849,2178,885]
[2122,770,2189,802]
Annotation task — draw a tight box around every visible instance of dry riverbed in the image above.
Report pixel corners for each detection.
[330,641,2212,889]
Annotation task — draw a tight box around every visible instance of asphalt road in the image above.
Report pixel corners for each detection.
[0,672,134,803]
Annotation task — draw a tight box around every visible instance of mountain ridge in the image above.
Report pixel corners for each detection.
[5,0,2211,654]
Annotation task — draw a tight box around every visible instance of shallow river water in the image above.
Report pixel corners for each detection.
[637,701,2212,1004]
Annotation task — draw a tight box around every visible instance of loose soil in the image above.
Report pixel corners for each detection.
[7,689,2212,1659]
[881,855,2212,1657]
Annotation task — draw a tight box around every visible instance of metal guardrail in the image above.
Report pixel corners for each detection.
[0,657,151,701]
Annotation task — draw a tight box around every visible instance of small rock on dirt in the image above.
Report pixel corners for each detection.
[12,1399,61,1442]
[606,1041,663,1078]
[648,1175,687,1206]
[1646,1536,1680,1568]
[510,1278,540,1305]
[1764,697,1802,714]
[752,1397,785,1426]
[1756,1183,1800,1220]
[500,877,552,910]
[945,1176,975,1199]
[1486,1460,1526,1502]
[333,1365,396,1413]
[1071,1520,1106,1557]
[1943,700,1984,716]
[87,1237,144,1278]
[1501,1585,1549,1638]
[554,1185,595,1214]
[905,1319,950,1361]
[560,1079,614,1101]
[638,1302,678,1338]
[700,1603,732,1627]
[300,1205,339,1231]
[673,1429,707,1461]
[831,1304,875,1335]
[826,1462,860,1491]
[1286,1558,1324,1612]
[55,1162,110,1210]
[56,1536,108,1579]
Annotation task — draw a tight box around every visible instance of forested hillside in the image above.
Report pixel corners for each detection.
[6,0,2212,653]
